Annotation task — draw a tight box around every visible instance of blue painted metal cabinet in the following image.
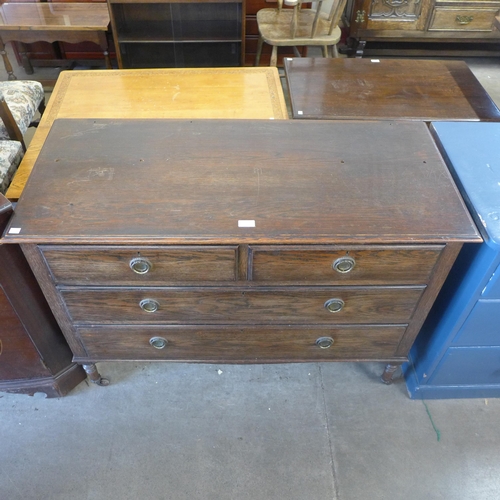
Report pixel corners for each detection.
[404,122,500,399]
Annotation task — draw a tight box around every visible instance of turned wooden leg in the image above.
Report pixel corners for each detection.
[98,32,112,69]
[381,363,400,385]
[82,363,110,386]
[0,36,16,80]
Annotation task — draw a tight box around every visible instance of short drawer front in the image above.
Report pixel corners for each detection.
[250,246,443,284]
[428,7,500,31]
[61,286,423,324]
[40,246,238,285]
[78,325,407,361]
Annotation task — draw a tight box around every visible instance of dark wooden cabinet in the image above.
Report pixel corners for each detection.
[347,0,500,56]
[108,0,244,68]
[3,119,481,386]
[0,195,85,397]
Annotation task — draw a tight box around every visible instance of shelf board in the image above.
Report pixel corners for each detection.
[118,37,241,43]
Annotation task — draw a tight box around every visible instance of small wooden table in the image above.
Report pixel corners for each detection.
[5,67,288,200]
[284,57,500,121]
[0,2,111,80]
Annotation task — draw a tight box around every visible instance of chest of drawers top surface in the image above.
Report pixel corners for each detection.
[4,119,479,245]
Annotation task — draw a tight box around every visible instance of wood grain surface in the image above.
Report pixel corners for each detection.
[284,58,500,121]
[4,119,480,244]
[5,67,287,200]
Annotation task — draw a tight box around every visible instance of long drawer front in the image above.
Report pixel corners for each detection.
[78,325,408,361]
[61,286,424,324]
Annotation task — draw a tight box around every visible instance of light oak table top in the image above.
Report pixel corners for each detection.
[6,67,288,200]
[0,3,111,80]
[284,57,500,122]
[0,2,110,31]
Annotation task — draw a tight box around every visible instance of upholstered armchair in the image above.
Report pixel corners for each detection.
[0,139,23,194]
[0,80,45,151]
[0,80,45,194]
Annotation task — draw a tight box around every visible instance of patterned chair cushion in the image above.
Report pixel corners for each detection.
[0,140,24,194]
[0,81,44,140]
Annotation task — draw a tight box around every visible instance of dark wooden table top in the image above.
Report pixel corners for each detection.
[284,58,500,122]
[3,119,479,245]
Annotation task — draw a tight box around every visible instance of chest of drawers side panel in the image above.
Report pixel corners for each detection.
[395,242,463,356]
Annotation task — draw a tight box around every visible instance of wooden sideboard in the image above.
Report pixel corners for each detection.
[3,119,480,386]
[347,0,500,56]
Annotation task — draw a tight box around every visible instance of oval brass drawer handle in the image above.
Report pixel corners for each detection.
[332,256,355,273]
[130,257,152,274]
[149,337,168,349]
[324,298,345,313]
[140,298,160,313]
[149,336,168,349]
[316,336,334,349]
[456,15,473,25]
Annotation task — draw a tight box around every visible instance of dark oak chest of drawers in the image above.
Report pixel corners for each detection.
[2,119,481,386]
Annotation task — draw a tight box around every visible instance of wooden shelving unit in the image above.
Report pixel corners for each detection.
[107,0,245,68]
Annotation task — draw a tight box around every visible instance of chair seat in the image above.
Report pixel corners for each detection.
[256,8,341,46]
[0,81,44,140]
[0,140,23,194]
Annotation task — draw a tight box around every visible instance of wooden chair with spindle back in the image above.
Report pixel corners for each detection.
[254,0,347,66]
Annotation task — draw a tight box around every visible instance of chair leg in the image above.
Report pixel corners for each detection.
[255,36,264,66]
[270,45,278,67]
[331,44,339,58]
[30,96,46,128]
[38,96,46,116]
[0,97,27,152]
[321,45,329,58]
